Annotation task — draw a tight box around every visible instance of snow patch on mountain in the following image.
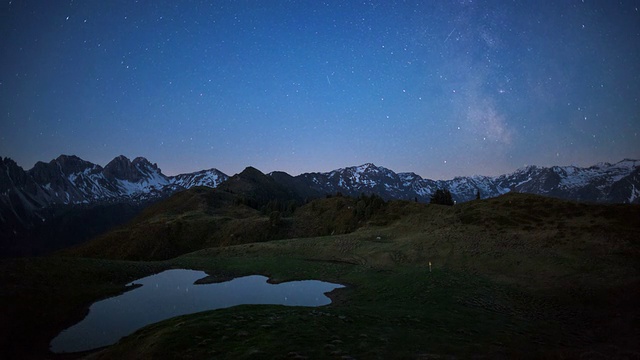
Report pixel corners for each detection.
[297,160,640,204]
[630,185,639,203]
[170,169,228,188]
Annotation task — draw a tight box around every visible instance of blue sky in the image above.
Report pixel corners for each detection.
[2,1,639,179]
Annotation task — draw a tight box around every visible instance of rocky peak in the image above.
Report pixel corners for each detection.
[0,157,28,191]
[358,163,377,170]
[614,159,639,168]
[237,166,266,179]
[26,155,97,188]
[104,155,141,182]
[131,157,162,176]
[29,160,63,185]
[132,157,157,169]
[170,168,229,189]
[398,172,421,181]
[54,155,97,175]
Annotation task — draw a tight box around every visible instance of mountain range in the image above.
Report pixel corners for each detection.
[1,154,639,257]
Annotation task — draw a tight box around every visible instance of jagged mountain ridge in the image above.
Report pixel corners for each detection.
[493,160,640,203]
[0,155,228,228]
[297,163,501,203]
[2,155,639,230]
[297,160,640,204]
[0,155,230,257]
[2,155,639,257]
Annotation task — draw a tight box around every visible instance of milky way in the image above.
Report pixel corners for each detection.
[1,1,639,179]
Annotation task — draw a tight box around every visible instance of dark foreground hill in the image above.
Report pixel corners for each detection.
[62,186,385,261]
[1,192,639,358]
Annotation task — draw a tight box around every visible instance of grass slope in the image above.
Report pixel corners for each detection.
[1,193,638,359]
[62,187,269,260]
[62,189,384,260]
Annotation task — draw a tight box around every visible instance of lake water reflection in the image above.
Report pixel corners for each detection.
[50,269,344,353]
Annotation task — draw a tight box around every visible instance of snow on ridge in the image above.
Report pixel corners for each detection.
[355,164,367,174]
[117,180,142,196]
[144,170,169,187]
[169,169,228,189]
[115,170,168,196]
[616,159,639,168]
[5,156,639,213]
[514,177,533,187]
[558,160,635,189]
[630,185,640,203]
[398,172,419,183]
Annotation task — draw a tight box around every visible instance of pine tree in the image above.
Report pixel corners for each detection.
[430,189,454,206]
[476,189,481,200]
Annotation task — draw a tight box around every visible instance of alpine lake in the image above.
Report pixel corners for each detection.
[50,269,344,353]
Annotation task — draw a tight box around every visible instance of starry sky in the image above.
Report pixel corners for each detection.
[2,1,639,179]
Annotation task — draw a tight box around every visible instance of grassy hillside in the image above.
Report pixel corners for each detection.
[1,192,639,358]
[62,189,388,260]
[62,187,270,260]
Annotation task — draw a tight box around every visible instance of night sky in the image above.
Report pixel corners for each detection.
[2,1,639,179]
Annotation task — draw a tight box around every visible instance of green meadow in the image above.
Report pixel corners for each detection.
[1,192,639,359]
